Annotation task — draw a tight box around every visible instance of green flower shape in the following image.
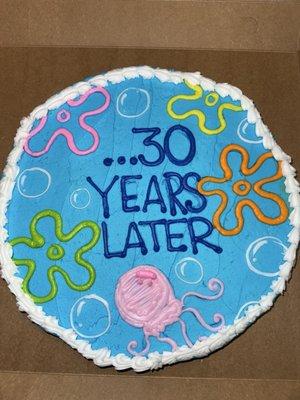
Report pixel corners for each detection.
[9,209,101,304]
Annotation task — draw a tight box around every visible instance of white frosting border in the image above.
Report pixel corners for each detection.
[0,66,299,372]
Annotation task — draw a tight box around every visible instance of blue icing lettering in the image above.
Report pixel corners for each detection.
[6,75,291,360]
[142,175,167,213]
[120,175,142,213]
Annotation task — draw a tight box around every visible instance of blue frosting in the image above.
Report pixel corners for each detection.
[7,76,291,356]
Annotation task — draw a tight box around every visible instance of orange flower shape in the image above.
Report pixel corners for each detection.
[197,144,289,236]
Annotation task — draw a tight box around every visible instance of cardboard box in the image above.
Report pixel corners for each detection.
[0,1,299,399]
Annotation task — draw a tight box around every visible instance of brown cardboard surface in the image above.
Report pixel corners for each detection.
[0,372,299,400]
[0,0,299,52]
[1,0,300,392]
[0,48,299,399]
[0,7,299,400]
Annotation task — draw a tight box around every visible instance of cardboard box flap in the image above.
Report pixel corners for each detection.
[1,0,299,52]
[0,2,299,399]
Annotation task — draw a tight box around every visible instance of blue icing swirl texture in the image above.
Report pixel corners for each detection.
[7,75,291,359]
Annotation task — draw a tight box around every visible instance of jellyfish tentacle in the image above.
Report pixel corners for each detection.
[199,335,208,341]
[212,313,225,327]
[179,319,214,347]
[179,318,193,348]
[181,278,224,303]
[127,335,151,356]
[182,307,225,332]
[157,335,178,351]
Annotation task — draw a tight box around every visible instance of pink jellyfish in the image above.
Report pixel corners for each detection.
[115,265,225,356]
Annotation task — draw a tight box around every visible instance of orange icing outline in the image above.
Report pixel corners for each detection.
[232,180,251,196]
[197,144,289,236]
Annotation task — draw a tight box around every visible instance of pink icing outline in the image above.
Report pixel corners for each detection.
[181,278,224,302]
[127,335,151,356]
[181,308,225,333]
[24,86,110,157]
[115,265,225,356]
[56,109,71,123]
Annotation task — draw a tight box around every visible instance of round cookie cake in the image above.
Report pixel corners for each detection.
[0,67,299,371]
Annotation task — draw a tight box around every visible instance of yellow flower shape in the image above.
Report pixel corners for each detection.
[167,81,242,135]
[197,144,289,236]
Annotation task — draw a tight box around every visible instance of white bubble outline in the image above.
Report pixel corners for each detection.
[70,294,111,339]
[0,66,298,372]
[237,117,263,144]
[175,256,204,284]
[17,167,51,198]
[246,236,287,277]
[70,188,91,209]
[116,87,150,118]
[234,301,260,323]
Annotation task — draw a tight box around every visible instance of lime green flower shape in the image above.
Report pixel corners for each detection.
[9,209,101,304]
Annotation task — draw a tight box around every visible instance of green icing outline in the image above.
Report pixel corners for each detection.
[47,243,65,260]
[9,209,101,304]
